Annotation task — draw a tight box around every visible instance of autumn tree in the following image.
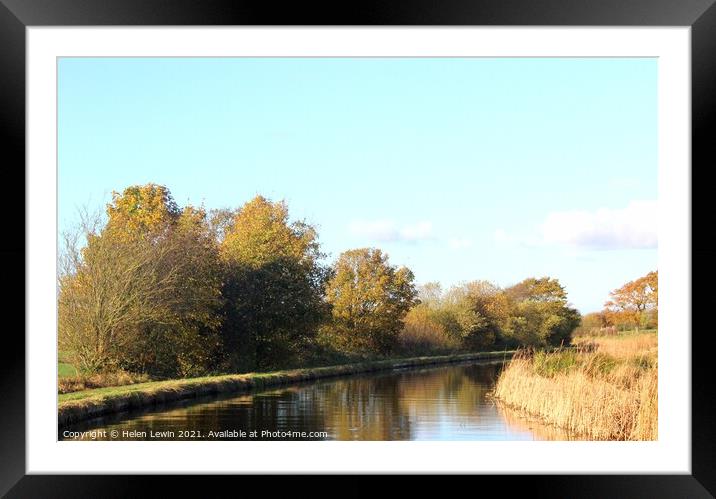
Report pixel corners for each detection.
[417,281,443,306]
[401,282,460,353]
[119,205,224,377]
[401,281,506,353]
[105,183,181,239]
[503,277,581,347]
[401,278,581,352]
[604,270,658,331]
[322,248,418,355]
[219,196,329,371]
[434,281,508,350]
[401,306,459,353]
[575,311,612,335]
[58,211,181,373]
[58,184,223,376]
[581,311,609,329]
[208,207,237,244]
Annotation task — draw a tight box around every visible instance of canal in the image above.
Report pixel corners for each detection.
[60,360,571,441]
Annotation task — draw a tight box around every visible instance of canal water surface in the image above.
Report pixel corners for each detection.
[60,360,572,441]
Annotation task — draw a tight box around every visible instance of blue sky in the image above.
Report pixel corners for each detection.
[58,57,657,313]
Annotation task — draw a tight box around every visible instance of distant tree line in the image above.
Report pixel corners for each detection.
[59,183,582,378]
[576,271,658,335]
[401,278,580,354]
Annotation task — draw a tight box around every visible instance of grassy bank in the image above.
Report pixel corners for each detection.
[58,350,515,427]
[58,347,499,394]
[494,332,657,440]
[58,351,78,378]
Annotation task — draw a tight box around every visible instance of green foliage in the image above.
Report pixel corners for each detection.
[430,282,502,349]
[322,248,418,355]
[219,195,330,371]
[502,277,581,347]
[583,353,618,377]
[532,350,580,377]
[630,354,656,370]
[400,301,460,354]
[532,350,622,379]
[400,277,581,352]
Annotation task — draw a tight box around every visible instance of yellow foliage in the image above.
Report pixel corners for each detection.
[400,305,459,351]
[106,183,180,240]
[220,195,319,268]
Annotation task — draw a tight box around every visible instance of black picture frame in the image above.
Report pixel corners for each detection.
[2,0,714,495]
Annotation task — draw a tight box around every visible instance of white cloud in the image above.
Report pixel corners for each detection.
[348,219,434,243]
[540,200,658,250]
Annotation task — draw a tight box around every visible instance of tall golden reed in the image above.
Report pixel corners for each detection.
[494,333,657,440]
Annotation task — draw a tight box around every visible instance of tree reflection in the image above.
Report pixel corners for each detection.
[61,362,556,441]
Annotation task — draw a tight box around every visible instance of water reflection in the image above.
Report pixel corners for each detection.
[60,361,556,441]
[497,404,579,441]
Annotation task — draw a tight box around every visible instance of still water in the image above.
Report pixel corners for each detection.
[60,361,571,441]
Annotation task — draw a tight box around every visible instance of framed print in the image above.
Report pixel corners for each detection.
[2,0,715,495]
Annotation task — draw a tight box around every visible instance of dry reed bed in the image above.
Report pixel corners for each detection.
[574,333,658,359]
[494,333,657,440]
[58,350,515,427]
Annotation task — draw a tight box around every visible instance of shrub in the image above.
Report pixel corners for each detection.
[399,305,459,353]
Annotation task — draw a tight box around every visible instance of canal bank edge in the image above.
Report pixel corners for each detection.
[57,350,516,428]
